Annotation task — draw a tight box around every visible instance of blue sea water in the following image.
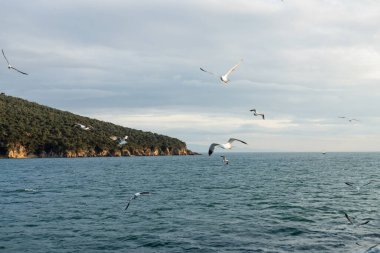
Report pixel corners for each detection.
[0,153,379,253]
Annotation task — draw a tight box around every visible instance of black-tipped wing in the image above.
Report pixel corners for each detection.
[125,201,131,210]
[2,49,10,65]
[200,67,216,76]
[359,220,370,226]
[250,109,256,112]
[344,212,354,224]
[367,243,380,251]
[138,192,151,195]
[362,180,373,187]
[208,143,220,156]
[125,196,134,210]
[10,66,28,75]
[227,138,247,145]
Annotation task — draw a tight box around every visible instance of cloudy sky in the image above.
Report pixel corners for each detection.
[2,0,380,152]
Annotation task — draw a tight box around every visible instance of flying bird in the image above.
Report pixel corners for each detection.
[338,116,359,123]
[200,59,243,84]
[221,155,229,165]
[117,136,128,146]
[250,109,265,120]
[208,138,247,156]
[125,192,151,210]
[344,180,374,191]
[74,123,93,131]
[2,49,28,75]
[344,212,370,226]
[366,243,380,252]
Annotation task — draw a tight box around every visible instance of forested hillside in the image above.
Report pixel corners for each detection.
[0,94,194,158]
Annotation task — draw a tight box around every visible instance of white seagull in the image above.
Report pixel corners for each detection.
[221,155,229,165]
[200,59,243,84]
[74,123,93,131]
[125,192,151,210]
[344,180,374,191]
[250,109,265,120]
[338,116,359,123]
[208,138,248,156]
[344,212,370,226]
[2,49,28,75]
[117,136,128,146]
[366,243,380,252]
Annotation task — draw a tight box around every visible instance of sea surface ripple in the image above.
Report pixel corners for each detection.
[0,153,379,252]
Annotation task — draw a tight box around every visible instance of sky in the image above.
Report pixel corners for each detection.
[1,0,380,152]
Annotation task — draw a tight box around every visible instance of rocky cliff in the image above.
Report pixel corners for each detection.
[0,94,197,158]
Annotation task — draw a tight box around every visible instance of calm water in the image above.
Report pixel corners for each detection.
[1,153,379,253]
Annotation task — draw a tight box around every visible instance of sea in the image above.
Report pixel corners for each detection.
[0,153,379,253]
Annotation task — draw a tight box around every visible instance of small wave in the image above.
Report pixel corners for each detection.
[6,188,38,193]
[23,188,37,192]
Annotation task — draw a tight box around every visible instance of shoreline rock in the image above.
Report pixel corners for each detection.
[2,143,199,159]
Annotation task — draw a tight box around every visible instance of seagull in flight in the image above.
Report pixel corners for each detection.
[110,135,128,146]
[250,109,265,120]
[74,123,93,131]
[208,138,247,156]
[338,116,359,123]
[200,59,243,84]
[344,212,370,226]
[344,180,374,191]
[2,49,28,75]
[117,136,128,146]
[125,192,151,210]
[366,243,380,252]
[221,155,229,165]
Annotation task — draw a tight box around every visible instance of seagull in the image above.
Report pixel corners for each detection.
[366,243,380,252]
[208,138,248,156]
[338,116,359,123]
[117,135,128,146]
[344,212,370,226]
[221,155,229,165]
[250,109,265,120]
[200,59,243,84]
[125,192,151,210]
[344,180,374,191]
[2,49,28,75]
[74,123,93,131]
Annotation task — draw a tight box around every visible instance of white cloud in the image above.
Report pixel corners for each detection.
[2,0,380,151]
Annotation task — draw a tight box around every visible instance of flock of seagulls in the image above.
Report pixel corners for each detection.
[2,45,376,251]
[342,180,378,251]
[74,124,129,146]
